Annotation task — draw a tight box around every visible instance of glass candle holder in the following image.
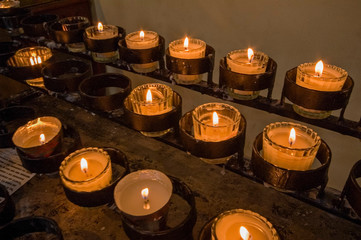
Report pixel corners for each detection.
[262,122,321,171]
[58,16,89,52]
[294,62,348,119]
[226,49,269,100]
[169,38,206,85]
[211,209,279,240]
[128,83,173,137]
[13,46,52,67]
[125,30,159,73]
[59,147,112,192]
[0,0,19,8]
[12,116,62,158]
[85,23,119,63]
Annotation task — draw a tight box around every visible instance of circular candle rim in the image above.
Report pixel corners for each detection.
[192,102,241,128]
[297,62,348,82]
[59,147,111,184]
[125,30,159,43]
[85,24,118,37]
[226,49,269,66]
[210,209,279,240]
[14,46,52,67]
[263,121,321,151]
[169,38,206,53]
[58,16,89,28]
[12,116,62,148]
[128,82,174,106]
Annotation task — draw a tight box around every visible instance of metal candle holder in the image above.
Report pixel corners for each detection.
[252,133,331,194]
[219,57,277,100]
[16,124,81,174]
[0,184,15,225]
[121,176,197,240]
[0,8,30,36]
[50,16,90,44]
[339,159,361,218]
[166,45,215,85]
[62,147,130,207]
[79,73,132,111]
[20,14,59,37]
[42,59,92,92]
[179,111,246,163]
[123,91,182,136]
[118,35,166,70]
[280,67,354,121]
[84,26,125,51]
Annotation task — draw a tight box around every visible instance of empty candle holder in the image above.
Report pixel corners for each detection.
[16,124,81,174]
[60,147,129,207]
[50,16,90,53]
[21,14,59,37]
[0,183,15,225]
[252,132,331,194]
[281,66,353,120]
[0,106,35,148]
[119,31,165,73]
[166,39,215,85]
[79,73,132,112]
[123,83,182,137]
[339,159,361,218]
[0,41,21,67]
[179,103,246,164]
[84,23,125,63]
[42,59,92,93]
[0,8,30,36]
[219,52,277,101]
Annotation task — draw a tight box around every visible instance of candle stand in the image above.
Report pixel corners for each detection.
[16,124,81,174]
[123,90,182,137]
[119,35,165,72]
[0,106,35,148]
[281,67,354,120]
[61,147,129,207]
[42,59,92,93]
[219,57,277,101]
[0,8,30,36]
[252,133,331,194]
[79,73,131,111]
[0,41,21,67]
[179,111,246,164]
[121,176,196,240]
[0,184,15,225]
[166,45,215,85]
[20,14,59,37]
[338,159,361,218]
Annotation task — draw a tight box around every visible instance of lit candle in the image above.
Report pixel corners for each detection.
[211,209,279,240]
[192,103,241,142]
[13,46,52,67]
[262,122,321,170]
[226,48,269,100]
[0,0,20,8]
[169,36,206,84]
[59,147,112,192]
[125,30,159,73]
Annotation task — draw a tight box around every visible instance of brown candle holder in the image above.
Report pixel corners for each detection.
[121,176,197,240]
[79,73,132,111]
[62,147,130,207]
[0,184,15,225]
[280,67,354,120]
[219,57,277,100]
[21,14,59,37]
[49,16,90,44]
[84,26,125,52]
[179,111,246,164]
[42,59,92,93]
[339,159,361,218]
[251,133,331,194]
[166,45,215,85]
[123,91,182,137]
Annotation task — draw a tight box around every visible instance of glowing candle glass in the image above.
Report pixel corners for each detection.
[211,209,279,240]
[294,60,348,119]
[262,122,321,171]
[226,48,269,100]
[59,147,112,192]
[125,30,159,73]
[169,37,206,85]
[0,0,19,8]
[13,46,52,67]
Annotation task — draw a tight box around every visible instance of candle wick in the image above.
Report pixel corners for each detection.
[289,140,294,147]
[249,55,254,64]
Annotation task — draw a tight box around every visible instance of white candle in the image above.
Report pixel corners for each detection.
[85,22,118,40]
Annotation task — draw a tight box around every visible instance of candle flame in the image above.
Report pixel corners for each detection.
[98,22,103,32]
[315,60,324,77]
[141,188,149,200]
[39,134,45,144]
[212,112,219,126]
[37,56,42,64]
[140,30,145,41]
[240,226,251,240]
[289,128,296,146]
[80,158,88,174]
[146,89,152,103]
[29,53,42,66]
[247,48,254,63]
[30,57,35,66]
[184,37,189,51]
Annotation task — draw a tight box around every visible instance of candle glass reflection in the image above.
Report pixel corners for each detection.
[263,122,321,171]
[0,0,20,8]
[125,30,159,73]
[226,49,269,100]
